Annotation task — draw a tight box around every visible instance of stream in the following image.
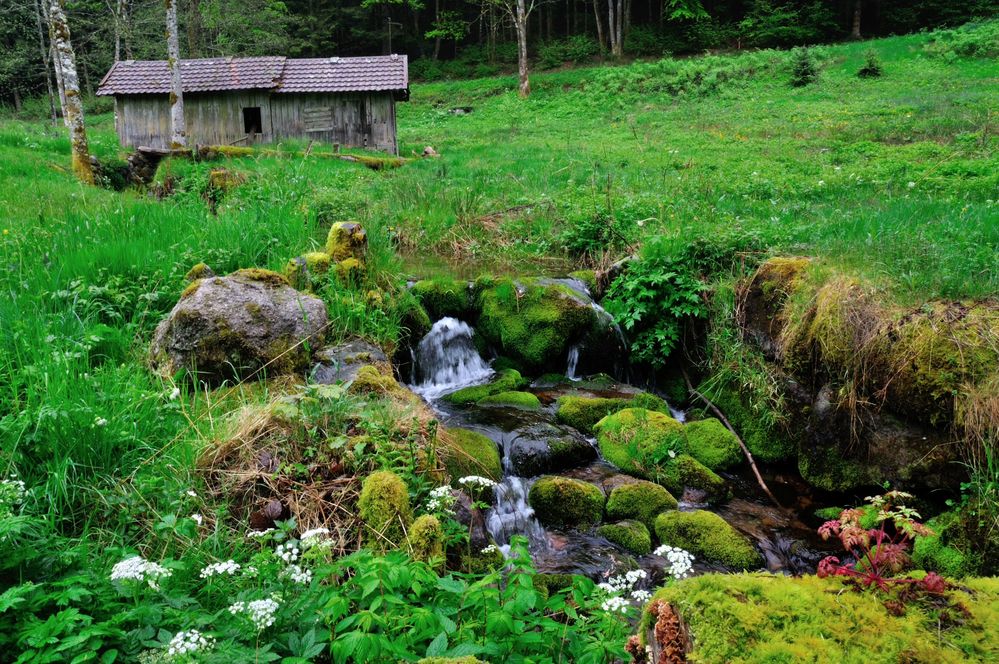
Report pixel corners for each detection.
[407,297,837,585]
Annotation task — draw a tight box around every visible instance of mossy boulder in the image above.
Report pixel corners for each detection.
[605,480,678,529]
[347,365,416,402]
[358,470,413,551]
[442,428,502,486]
[912,512,972,578]
[312,340,388,385]
[555,393,668,434]
[598,520,652,555]
[701,381,796,463]
[476,278,610,374]
[444,369,528,405]
[737,256,811,361]
[508,424,596,477]
[284,251,333,291]
[528,476,605,529]
[532,573,578,600]
[477,390,541,410]
[654,510,762,569]
[659,454,728,502]
[684,418,742,470]
[641,574,999,663]
[325,221,367,261]
[410,278,479,321]
[594,408,686,476]
[150,271,328,385]
[408,514,445,569]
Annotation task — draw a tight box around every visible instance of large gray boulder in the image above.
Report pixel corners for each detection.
[150,269,328,384]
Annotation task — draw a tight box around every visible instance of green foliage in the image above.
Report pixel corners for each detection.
[605,480,678,529]
[527,476,605,529]
[924,20,999,59]
[654,510,763,569]
[858,49,884,78]
[739,1,838,48]
[790,47,819,87]
[538,36,600,70]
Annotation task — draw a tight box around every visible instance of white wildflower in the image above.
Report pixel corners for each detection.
[480,544,499,555]
[636,220,645,227]
[654,545,695,580]
[275,542,299,563]
[167,629,215,658]
[185,490,197,498]
[631,589,652,602]
[111,555,172,590]
[229,598,279,630]
[426,485,456,512]
[169,387,181,400]
[200,560,240,578]
[247,528,275,539]
[0,475,26,519]
[667,449,677,459]
[458,476,497,489]
[907,181,916,189]
[300,527,331,549]
[95,417,108,427]
[601,595,630,614]
[191,513,203,526]
[817,180,825,187]
[282,564,313,585]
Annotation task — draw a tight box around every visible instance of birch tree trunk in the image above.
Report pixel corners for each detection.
[851,0,862,40]
[35,0,58,124]
[591,0,605,53]
[607,0,616,56]
[166,0,187,148]
[515,0,530,98]
[48,0,94,184]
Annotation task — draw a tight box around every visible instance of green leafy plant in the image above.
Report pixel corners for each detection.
[790,47,819,86]
[857,49,883,78]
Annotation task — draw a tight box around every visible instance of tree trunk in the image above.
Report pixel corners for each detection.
[432,0,441,60]
[35,0,58,124]
[48,0,94,184]
[52,41,67,125]
[166,0,187,148]
[607,0,616,56]
[515,0,530,98]
[592,0,605,52]
[851,0,862,39]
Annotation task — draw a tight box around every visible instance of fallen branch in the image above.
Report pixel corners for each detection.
[681,368,783,509]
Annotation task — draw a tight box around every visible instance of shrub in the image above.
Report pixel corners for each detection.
[538,35,600,69]
[924,20,999,59]
[790,47,819,87]
[857,49,883,78]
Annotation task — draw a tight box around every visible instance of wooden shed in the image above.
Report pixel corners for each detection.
[96,55,409,154]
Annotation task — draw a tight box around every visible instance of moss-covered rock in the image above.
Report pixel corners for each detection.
[408,514,444,569]
[443,429,502,485]
[184,262,215,281]
[444,369,528,405]
[684,418,742,470]
[476,278,604,374]
[702,382,796,463]
[660,454,728,502]
[642,574,999,663]
[605,480,678,529]
[358,470,412,551]
[568,270,598,295]
[555,394,668,434]
[594,408,686,476]
[912,513,972,578]
[410,278,479,321]
[654,510,761,569]
[347,364,412,399]
[598,520,652,555]
[284,251,333,291]
[532,573,578,601]
[477,390,541,410]
[528,476,605,529]
[325,221,367,261]
[508,425,597,477]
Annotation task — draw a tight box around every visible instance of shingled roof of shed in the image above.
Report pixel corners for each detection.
[96,55,408,96]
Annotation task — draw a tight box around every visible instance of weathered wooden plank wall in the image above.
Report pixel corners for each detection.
[116,91,398,154]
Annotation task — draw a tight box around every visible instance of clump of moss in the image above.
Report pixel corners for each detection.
[568,270,598,294]
[284,252,333,291]
[411,279,479,321]
[654,510,762,569]
[408,514,444,570]
[184,262,215,281]
[349,365,403,396]
[334,256,364,285]
[658,454,728,501]
[358,470,413,551]
[555,394,668,434]
[797,442,875,492]
[641,574,999,662]
[598,520,652,555]
[594,408,686,477]
[477,390,541,409]
[683,418,742,470]
[912,512,972,577]
[605,480,678,529]
[180,278,204,300]
[532,573,578,600]
[444,369,527,405]
[443,428,502,485]
[703,383,795,463]
[228,268,290,288]
[326,221,367,261]
[528,476,605,528]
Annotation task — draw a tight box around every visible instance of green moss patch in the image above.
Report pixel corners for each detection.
[683,418,742,470]
[358,470,413,551]
[594,408,686,477]
[410,278,479,321]
[477,390,541,409]
[443,428,502,484]
[555,393,668,434]
[605,480,678,529]
[654,510,762,569]
[598,520,652,555]
[326,221,367,261]
[444,369,528,405]
[408,514,444,569]
[528,476,605,528]
[228,268,290,288]
[284,251,333,291]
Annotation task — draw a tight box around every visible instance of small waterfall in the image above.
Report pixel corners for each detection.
[411,317,493,400]
[566,344,582,381]
[487,477,549,554]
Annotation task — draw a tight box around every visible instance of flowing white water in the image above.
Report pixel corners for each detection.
[566,344,582,381]
[410,317,493,400]
[487,434,549,554]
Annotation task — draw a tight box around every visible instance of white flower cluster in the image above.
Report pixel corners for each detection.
[425,485,455,513]
[597,569,648,614]
[480,544,499,555]
[601,595,630,613]
[631,589,652,603]
[229,598,279,631]
[247,528,275,539]
[597,569,647,594]
[200,560,240,578]
[167,630,215,658]
[300,527,331,550]
[0,475,26,519]
[654,545,695,580]
[281,564,313,585]
[458,475,497,489]
[111,556,172,590]
[275,542,299,563]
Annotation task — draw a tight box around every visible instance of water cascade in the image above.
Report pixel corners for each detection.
[410,317,493,400]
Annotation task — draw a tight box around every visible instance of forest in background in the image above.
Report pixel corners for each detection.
[2,0,997,112]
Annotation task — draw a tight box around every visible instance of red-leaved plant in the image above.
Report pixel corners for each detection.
[817,491,946,594]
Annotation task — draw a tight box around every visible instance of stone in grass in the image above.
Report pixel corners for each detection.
[528,476,605,529]
[605,480,679,530]
[358,470,412,552]
[477,390,541,410]
[444,369,528,405]
[654,510,762,570]
[326,221,367,261]
[598,520,652,555]
[683,418,742,471]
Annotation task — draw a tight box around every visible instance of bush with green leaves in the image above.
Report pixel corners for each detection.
[538,36,601,70]
[857,49,884,78]
[790,47,819,87]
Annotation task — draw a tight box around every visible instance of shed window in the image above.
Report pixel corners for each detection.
[243,107,262,135]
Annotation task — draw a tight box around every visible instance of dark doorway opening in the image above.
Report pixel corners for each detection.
[243,107,262,135]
